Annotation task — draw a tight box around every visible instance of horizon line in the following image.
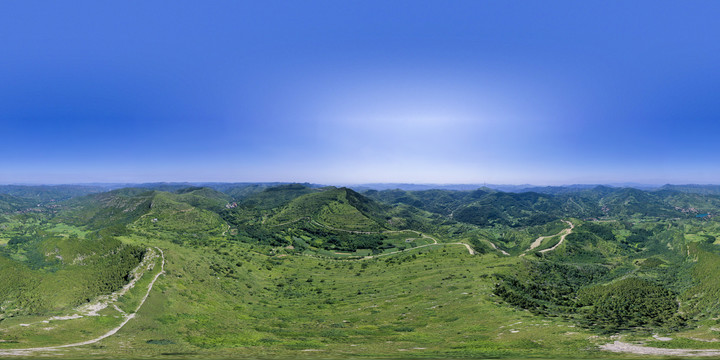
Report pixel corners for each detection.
[0,181,718,188]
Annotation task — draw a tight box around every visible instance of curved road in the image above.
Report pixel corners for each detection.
[539,220,574,253]
[285,218,512,256]
[0,247,165,356]
[305,220,484,257]
[362,241,476,259]
[521,220,574,256]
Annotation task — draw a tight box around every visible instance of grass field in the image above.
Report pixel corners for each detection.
[5,218,720,358]
[0,232,615,358]
[5,185,720,358]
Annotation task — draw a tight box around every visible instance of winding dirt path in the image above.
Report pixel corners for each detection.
[0,247,165,356]
[306,219,514,256]
[363,241,476,259]
[2,247,158,331]
[487,241,510,256]
[539,220,574,253]
[272,217,511,257]
[304,221,483,257]
[455,243,476,255]
[600,341,720,357]
[521,220,573,256]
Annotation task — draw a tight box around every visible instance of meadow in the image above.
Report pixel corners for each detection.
[2,184,720,358]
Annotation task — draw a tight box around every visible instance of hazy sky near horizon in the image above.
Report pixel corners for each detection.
[3,1,720,185]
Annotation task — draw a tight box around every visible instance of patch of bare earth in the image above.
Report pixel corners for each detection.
[601,341,720,357]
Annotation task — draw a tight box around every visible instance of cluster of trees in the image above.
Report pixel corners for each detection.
[234,224,282,246]
[494,260,609,315]
[296,223,388,251]
[466,235,491,254]
[80,244,146,298]
[325,233,387,252]
[580,222,616,241]
[228,220,392,252]
[496,258,684,332]
[0,226,146,315]
[624,228,654,245]
[578,277,684,332]
[455,205,507,226]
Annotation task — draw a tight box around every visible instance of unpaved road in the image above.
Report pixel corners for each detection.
[307,220,514,256]
[601,341,720,357]
[308,221,483,257]
[363,241,475,259]
[539,220,574,253]
[274,218,440,245]
[302,240,477,262]
[487,241,510,256]
[0,247,165,356]
[3,247,158,331]
[521,220,574,256]
[271,217,512,256]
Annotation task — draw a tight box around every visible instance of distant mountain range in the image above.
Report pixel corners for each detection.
[4,182,720,196]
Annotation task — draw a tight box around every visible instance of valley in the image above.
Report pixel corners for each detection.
[1,183,720,358]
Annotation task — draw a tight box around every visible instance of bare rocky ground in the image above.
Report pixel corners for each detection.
[601,340,720,357]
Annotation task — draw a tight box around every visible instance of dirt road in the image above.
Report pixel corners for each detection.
[363,241,475,259]
[521,220,574,256]
[307,220,516,256]
[539,220,574,253]
[0,247,165,356]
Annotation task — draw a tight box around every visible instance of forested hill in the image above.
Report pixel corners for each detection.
[4,183,720,357]
[659,184,720,195]
[0,185,108,203]
[362,185,720,226]
[5,183,720,230]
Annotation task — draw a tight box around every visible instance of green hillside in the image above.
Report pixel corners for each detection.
[267,187,389,231]
[3,184,720,358]
[240,183,316,210]
[0,185,107,203]
[131,191,227,238]
[57,188,157,228]
[367,186,720,227]
[0,194,35,213]
[173,187,232,211]
[0,230,145,316]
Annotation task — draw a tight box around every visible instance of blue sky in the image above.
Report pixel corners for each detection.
[2,1,720,185]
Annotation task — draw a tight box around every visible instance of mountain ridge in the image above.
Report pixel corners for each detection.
[2,182,720,357]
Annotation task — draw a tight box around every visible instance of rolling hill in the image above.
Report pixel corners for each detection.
[2,183,720,358]
[266,187,389,231]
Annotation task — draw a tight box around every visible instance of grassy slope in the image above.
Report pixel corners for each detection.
[0,194,35,213]
[0,232,145,316]
[132,192,226,235]
[2,236,604,359]
[267,187,388,231]
[240,184,317,210]
[6,185,720,357]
